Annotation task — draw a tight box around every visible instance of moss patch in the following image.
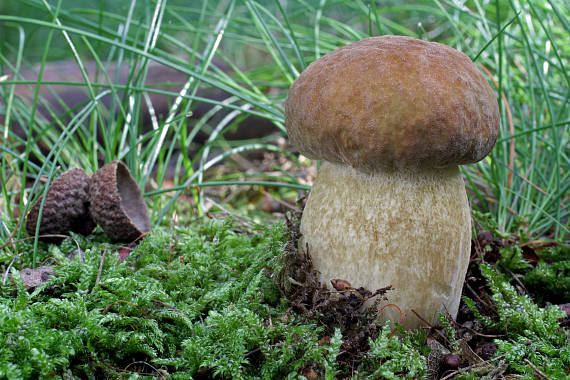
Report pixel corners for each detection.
[0,215,568,379]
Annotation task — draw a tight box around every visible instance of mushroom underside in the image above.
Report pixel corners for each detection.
[299,161,471,329]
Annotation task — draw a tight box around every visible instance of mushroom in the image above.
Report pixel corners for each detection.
[285,36,500,329]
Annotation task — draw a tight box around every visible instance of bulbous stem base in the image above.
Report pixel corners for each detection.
[299,161,471,329]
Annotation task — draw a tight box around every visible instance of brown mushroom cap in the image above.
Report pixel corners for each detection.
[89,161,151,242]
[285,35,500,171]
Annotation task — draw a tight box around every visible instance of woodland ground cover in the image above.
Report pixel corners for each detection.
[0,0,568,378]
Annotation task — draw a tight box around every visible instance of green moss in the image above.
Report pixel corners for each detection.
[356,323,428,379]
[1,217,568,379]
[0,218,343,379]
[477,264,569,378]
[523,246,570,305]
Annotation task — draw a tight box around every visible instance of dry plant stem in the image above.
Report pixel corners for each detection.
[152,299,190,318]
[2,252,25,285]
[299,162,471,329]
[440,354,508,380]
[265,305,273,328]
[484,197,519,216]
[97,358,160,377]
[464,281,495,311]
[501,266,528,294]
[457,339,485,367]
[123,361,162,376]
[520,240,558,248]
[523,359,552,380]
[456,322,506,339]
[410,309,433,329]
[410,309,457,346]
[203,197,254,229]
[378,303,403,324]
[261,189,301,212]
[95,249,107,287]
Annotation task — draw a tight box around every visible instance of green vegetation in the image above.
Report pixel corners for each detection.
[357,323,428,379]
[0,0,568,378]
[0,220,342,379]
[1,0,567,240]
[479,264,568,378]
[1,219,567,378]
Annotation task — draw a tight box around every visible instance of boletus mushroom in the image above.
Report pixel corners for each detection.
[285,36,500,329]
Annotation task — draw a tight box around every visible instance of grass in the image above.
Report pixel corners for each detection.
[0,0,568,378]
[1,0,567,241]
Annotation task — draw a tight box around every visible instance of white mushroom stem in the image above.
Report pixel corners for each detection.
[299,161,471,329]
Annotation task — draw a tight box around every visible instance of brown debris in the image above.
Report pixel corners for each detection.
[273,211,391,373]
[19,265,55,289]
[426,336,452,377]
[444,353,461,370]
[558,303,570,326]
[300,365,321,380]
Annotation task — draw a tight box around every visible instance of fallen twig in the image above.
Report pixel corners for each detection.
[440,353,507,380]
[95,249,107,287]
[2,251,25,286]
[524,358,552,380]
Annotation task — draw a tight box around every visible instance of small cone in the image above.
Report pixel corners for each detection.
[25,168,95,241]
[89,161,151,242]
